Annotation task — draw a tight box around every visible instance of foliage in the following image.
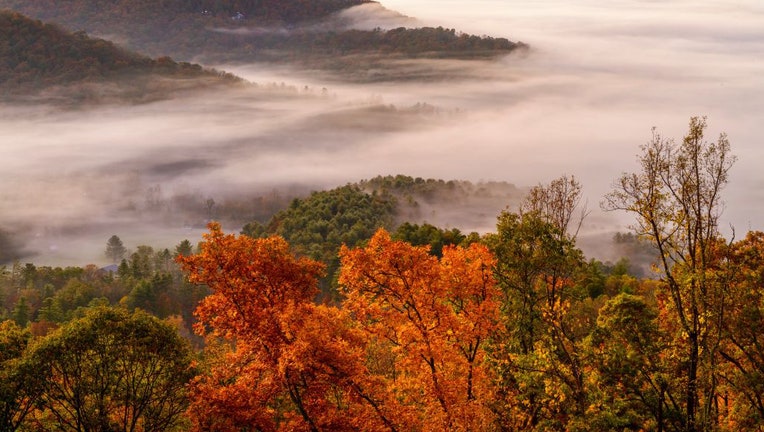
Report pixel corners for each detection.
[585,293,676,430]
[24,307,195,431]
[0,320,39,431]
[37,278,98,323]
[232,26,521,59]
[175,239,194,257]
[359,174,520,204]
[716,231,764,429]
[240,180,507,299]
[484,176,590,430]
[178,223,385,431]
[242,184,396,299]
[611,231,658,277]
[604,117,738,431]
[339,229,502,430]
[358,174,524,227]
[180,224,503,430]
[392,221,473,257]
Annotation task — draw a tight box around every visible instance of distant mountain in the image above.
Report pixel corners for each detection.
[0,10,242,103]
[0,0,372,27]
[0,0,525,77]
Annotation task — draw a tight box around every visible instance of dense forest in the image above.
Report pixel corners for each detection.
[0,0,525,73]
[0,11,242,102]
[241,176,522,297]
[3,118,763,431]
[0,0,373,26]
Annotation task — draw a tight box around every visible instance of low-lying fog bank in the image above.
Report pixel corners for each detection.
[2,0,762,266]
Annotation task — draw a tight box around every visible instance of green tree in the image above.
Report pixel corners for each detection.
[585,293,677,431]
[10,297,29,327]
[37,297,64,323]
[154,248,173,273]
[604,117,735,431]
[392,222,471,257]
[38,279,97,323]
[174,239,193,257]
[242,184,396,299]
[117,259,130,279]
[0,320,40,431]
[25,307,195,431]
[125,273,174,317]
[129,245,154,278]
[485,175,589,430]
[105,235,127,264]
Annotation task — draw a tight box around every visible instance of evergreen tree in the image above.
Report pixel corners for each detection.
[105,235,126,264]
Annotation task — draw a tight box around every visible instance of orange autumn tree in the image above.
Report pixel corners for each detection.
[339,229,502,430]
[177,223,400,432]
[179,224,503,431]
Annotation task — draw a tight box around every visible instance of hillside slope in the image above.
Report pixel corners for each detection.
[0,0,525,75]
[0,10,241,102]
[0,0,372,27]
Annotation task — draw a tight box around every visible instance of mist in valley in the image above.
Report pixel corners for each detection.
[1,0,762,266]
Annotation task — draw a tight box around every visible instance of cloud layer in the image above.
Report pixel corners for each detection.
[1,0,762,265]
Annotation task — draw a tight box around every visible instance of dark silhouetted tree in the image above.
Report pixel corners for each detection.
[105,235,127,264]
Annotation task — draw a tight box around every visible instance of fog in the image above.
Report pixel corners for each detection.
[2,0,763,266]
[211,2,419,35]
[379,0,764,220]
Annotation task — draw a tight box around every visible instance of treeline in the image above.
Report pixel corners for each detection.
[359,174,522,206]
[0,11,241,100]
[0,239,208,338]
[0,175,518,329]
[0,240,207,429]
[213,26,523,60]
[241,176,522,297]
[324,26,520,57]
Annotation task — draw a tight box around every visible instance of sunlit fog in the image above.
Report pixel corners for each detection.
[1,0,762,265]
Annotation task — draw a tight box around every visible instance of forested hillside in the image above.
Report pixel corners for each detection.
[240,176,521,297]
[0,0,372,26]
[0,11,241,100]
[0,0,525,74]
[0,11,241,102]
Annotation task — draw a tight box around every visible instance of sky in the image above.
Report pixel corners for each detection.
[1,0,762,265]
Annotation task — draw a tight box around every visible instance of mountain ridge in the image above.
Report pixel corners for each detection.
[0,0,525,75]
[0,10,242,103]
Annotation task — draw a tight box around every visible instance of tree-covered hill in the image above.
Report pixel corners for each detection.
[0,0,525,75]
[240,175,522,298]
[0,10,242,102]
[0,0,372,27]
